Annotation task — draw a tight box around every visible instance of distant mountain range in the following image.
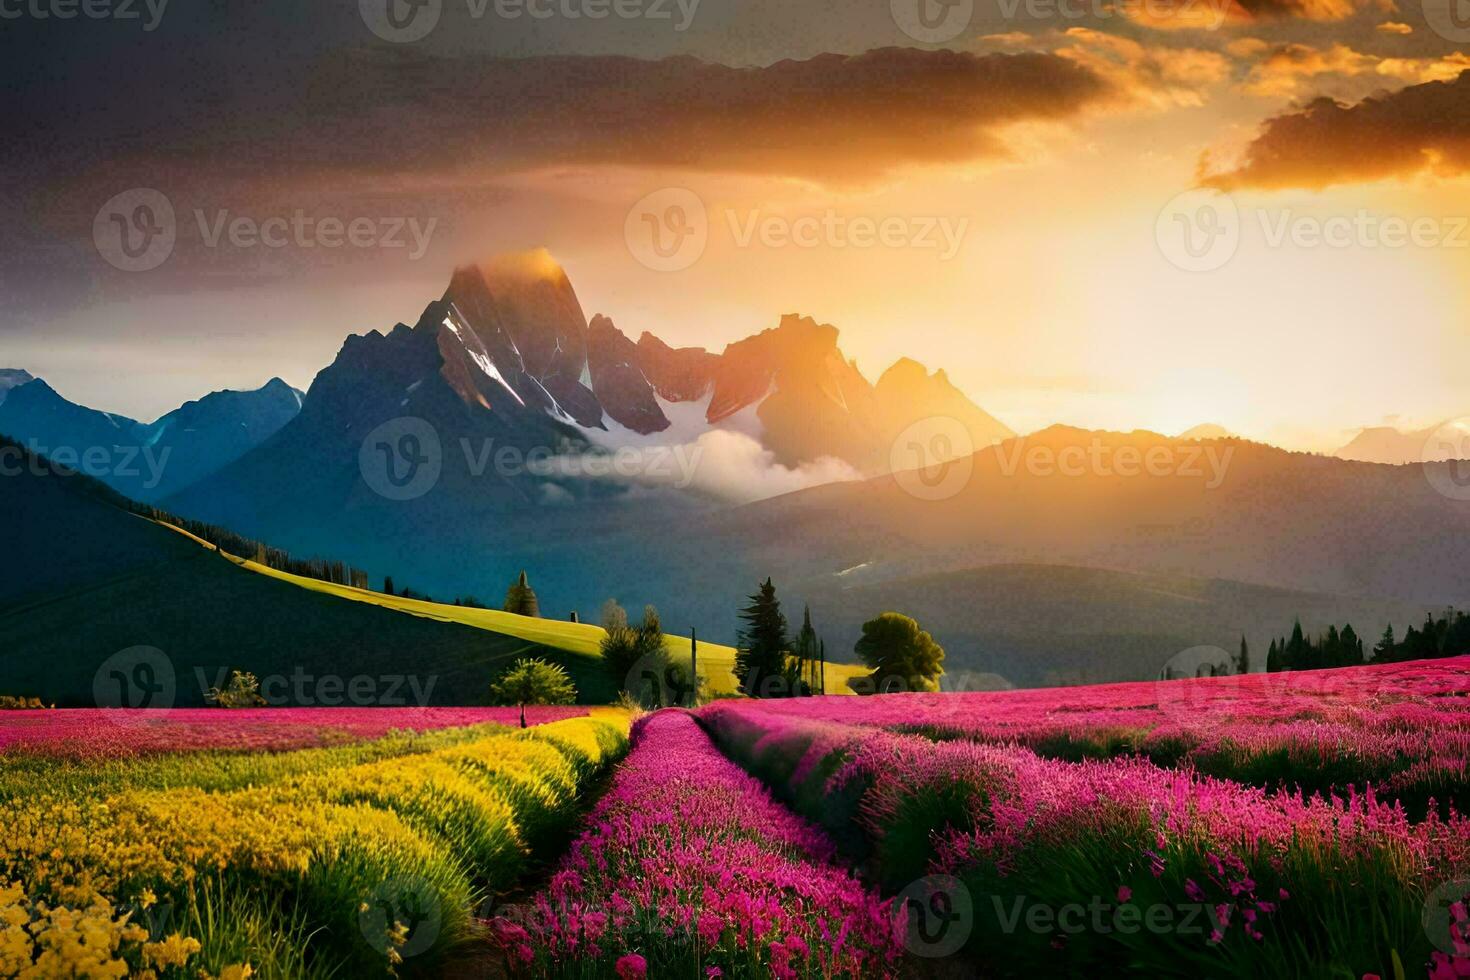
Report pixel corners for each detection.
[437,424,1468,675]
[1335,421,1470,466]
[0,374,302,501]
[11,249,1470,689]
[163,250,1014,547]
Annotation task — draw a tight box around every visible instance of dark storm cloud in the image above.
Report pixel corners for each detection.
[0,42,1111,321]
[24,46,1112,189]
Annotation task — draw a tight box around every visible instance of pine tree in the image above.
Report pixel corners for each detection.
[1285,621,1306,671]
[736,579,790,696]
[1237,635,1250,675]
[794,606,819,696]
[1373,624,1396,662]
[503,570,540,618]
[384,575,395,596]
[690,627,700,704]
[1266,638,1280,673]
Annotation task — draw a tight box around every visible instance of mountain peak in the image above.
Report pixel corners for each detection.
[877,357,945,391]
[444,249,591,392]
[587,315,669,434]
[474,247,569,286]
[636,332,719,403]
[0,369,35,407]
[774,313,839,346]
[1177,423,1233,441]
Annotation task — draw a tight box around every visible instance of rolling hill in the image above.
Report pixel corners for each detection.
[208,425,1469,688]
[0,436,863,704]
[208,546,870,698]
[798,563,1437,687]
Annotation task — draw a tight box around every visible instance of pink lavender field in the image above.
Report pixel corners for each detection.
[479,659,1470,978]
[677,660,1470,979]
[5,663,1467,978]
[0,705,588,757]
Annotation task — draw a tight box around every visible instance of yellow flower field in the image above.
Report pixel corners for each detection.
[0,713,630,978]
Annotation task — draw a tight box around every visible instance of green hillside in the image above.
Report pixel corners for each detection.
[0,437,865,704]
[171,523,869,698]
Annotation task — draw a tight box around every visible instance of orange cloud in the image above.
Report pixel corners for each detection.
[982,32,1036,45]
[1375,20,1413,32]
[1059,28,1231,108]
[1204,71,1470,189]
[1233,41,1470,98]
[1238,42,1377,97]
[1121,0,1365,30]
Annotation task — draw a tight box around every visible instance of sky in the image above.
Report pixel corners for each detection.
[3,0,1469,450]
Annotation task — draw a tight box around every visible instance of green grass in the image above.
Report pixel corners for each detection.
[172,522,870,699]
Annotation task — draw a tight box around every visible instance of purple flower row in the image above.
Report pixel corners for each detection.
[716,657,1470,809]
[700,701,1470,977]
[491,710,904,978]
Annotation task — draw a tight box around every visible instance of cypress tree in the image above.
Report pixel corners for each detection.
[504,570,541,618]
[736,579,789,696]
[1373,624,1396,662]
[1286,621,1305,671]
[794,606,819,696]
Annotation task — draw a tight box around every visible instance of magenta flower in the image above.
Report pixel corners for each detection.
[509,711,902,977]
[614,953,647,978]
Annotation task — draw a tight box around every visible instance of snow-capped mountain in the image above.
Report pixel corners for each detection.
[160,248,1016,575]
